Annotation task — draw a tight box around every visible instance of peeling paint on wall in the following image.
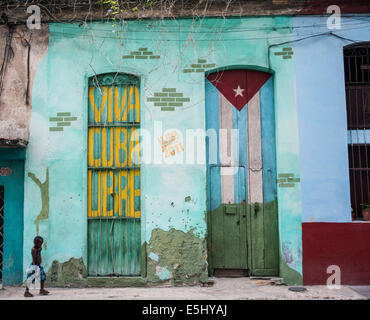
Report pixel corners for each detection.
[156,266,171,280]
[22,17,306,286]
[280,255,303,285]
[148,252,159,262]
[47,257,87,285]
[13,14,370,287]
[0,24,49,143]
[146,228,208,285]
[46,257,148,287]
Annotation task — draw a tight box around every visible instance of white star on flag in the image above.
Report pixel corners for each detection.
[233,85,245,97]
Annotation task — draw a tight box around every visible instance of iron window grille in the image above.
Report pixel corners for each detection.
[344,42,370,220]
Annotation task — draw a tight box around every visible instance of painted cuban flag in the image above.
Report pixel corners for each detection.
[205,69,276,207]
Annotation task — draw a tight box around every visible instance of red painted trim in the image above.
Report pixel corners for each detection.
[300,0,370,15]
[206,70,271,111]
[302,222,370,285]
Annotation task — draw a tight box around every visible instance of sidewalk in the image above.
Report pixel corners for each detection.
[0,278,368,300]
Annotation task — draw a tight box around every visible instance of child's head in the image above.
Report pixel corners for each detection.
[34,236,43,246]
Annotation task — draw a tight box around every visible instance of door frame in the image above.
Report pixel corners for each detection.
[0,148,25,285]
[85,72,146,278]
[205,67,280,277]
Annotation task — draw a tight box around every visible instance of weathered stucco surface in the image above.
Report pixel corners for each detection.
[9,13,370,287]
[21,17,303,286]
[146,228,208,285]
[47,257,88,286]
[46,257,150,287]
[0,24,49,143]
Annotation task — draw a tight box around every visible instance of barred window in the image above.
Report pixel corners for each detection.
[344,43,370,220]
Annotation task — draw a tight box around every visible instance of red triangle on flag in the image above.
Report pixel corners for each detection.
[206,69,272,111]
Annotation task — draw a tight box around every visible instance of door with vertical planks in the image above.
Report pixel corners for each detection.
[87,73,141,276]
[206,69,279,276]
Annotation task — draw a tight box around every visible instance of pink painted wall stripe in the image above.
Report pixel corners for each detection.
[219,92,234,204]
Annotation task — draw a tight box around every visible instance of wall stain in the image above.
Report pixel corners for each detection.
[46,255,149,287]
[146,228,208,285]
[28,168,49,235]
[279,246,303,285]
[47,257,88,286]
[282,242,293,265]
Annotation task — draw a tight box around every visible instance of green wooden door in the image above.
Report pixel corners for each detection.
[87,73,141,276]
[209,166,248,270]
[206,70,279,276]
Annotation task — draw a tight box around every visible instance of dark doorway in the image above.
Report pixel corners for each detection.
[0,186,4,283]
[0,157,25,285]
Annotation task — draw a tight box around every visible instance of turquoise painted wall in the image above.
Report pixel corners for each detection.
[0,148,25,285]
[24,16,303,282]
